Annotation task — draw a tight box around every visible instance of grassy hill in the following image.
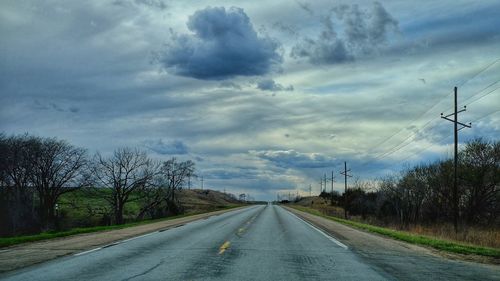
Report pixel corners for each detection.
[177,189,241,212]
[57,189,243,230]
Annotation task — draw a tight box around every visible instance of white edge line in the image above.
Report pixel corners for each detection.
[73,230,158,256]
[74,247,102,256]
[285,208,348,250]
[72,207,249,257]
[120,232,156,243]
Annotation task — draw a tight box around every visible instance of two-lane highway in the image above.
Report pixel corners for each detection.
[1,204,389,280]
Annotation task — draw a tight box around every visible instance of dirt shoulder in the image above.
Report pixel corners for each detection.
[283,206,500,281]
[0,206,247,273]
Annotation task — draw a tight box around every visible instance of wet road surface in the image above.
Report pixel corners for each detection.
[1,204,497,280]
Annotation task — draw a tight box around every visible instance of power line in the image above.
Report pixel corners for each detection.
[471,109,500,123]
[464,84,500,106]
[438,79,500,114]
[377,83,500,161]
[373,119,438,160]
[366,58,499,156]
[365,109,499,186]
[386,109,500,166]
[397,135,452,164]
[457,58,500,87]
[346,59,500,178]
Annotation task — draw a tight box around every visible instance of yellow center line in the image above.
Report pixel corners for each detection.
[218,241,231,255]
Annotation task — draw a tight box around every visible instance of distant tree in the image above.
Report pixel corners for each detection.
[0,134,87,232]
[346,180,378,220]
[460,138,500,224]
[1,134,38,193]
[0,133,7,186]
[161,158,195,202]
[0,134,39,234]
[30,138,88,230]
[90,148,157,224]
[378,175,403,224]
[138,158,195,219]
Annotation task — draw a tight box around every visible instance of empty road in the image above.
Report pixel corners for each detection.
[1,204,498,280]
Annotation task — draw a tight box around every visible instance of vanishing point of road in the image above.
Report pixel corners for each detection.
[1,205,499,281]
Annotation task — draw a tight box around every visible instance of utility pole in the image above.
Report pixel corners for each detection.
[309,184,312,196]
[330,171,335,206]
[324,174,327,193]
[319,178,323,195]
[201,176,204,190]
[441,86,471,233]
[340,161,352,219]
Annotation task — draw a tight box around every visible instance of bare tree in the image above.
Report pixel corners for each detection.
[0,134,39,234]
[90,148,157,224]
[31,138,88,230]
[460,138,500,224]
[137,158,195,219]
[161,158,195,202]
[0,134,51,235]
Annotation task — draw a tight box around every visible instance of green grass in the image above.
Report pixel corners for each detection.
[290,205,500,258]
[0,205,243,248]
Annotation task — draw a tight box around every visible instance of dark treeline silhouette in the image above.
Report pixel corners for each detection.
[317,138,499,229]
[0,133,196,237]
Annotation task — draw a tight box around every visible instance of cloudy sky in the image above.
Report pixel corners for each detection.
[1,0,499,200]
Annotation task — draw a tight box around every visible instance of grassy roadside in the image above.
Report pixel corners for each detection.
[0,205,242,248]
[289,205,500,258]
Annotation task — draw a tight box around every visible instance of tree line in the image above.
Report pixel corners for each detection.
[0,134,195,236]
[317,138,499,229]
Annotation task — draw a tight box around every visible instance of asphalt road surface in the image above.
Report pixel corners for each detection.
[0,204,497,280]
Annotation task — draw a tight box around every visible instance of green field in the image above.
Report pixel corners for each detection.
[56,189,142,229]
[0,206,242,248]
[0,189,242,247]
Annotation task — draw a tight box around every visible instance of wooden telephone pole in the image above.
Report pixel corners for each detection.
[324,174,327,194]
[330,171,335,206]
[340,161,352,219]
[441,86,471,233]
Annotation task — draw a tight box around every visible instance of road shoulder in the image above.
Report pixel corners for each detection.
[0,206,247,273]
[283,205,500,281]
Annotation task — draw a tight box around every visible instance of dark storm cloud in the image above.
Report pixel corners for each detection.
[143,139,189,155]
[256,79,293,92]
[290,16,352,64]
[159,6,283,80]
[291,2,398,64]
[251,149,336,169]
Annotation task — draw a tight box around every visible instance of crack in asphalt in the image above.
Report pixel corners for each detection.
[121,260,164,281]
